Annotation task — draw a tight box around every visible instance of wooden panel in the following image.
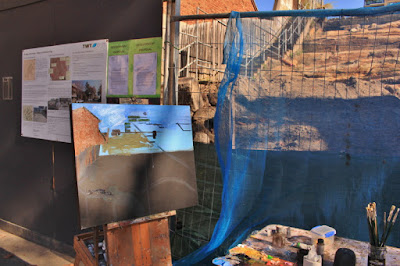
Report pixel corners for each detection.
[74,217,172,265]
[149,218,172,266]
[130,222,142,265]
[106,210,175,230]
[106,217,172,266]
[138,222,152,265]
[107,224,134,265]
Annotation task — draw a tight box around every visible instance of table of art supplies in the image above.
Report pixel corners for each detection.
[212,224,400,266]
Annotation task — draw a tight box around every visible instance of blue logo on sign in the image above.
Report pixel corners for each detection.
[93,43,97,47]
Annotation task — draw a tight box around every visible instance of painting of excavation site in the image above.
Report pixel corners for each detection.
[71,103,197,229]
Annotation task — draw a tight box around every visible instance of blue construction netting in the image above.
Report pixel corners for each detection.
[175,4,400,265]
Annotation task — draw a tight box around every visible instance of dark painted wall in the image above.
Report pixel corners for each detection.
[0,0,162,245]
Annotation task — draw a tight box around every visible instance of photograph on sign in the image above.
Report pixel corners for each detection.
[72,80,103,103]
[71,103,197,228]
[49,57,70,81]
[23,59,36,81]
[22,105,33,121]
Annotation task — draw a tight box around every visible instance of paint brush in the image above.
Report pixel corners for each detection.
[373,202,379,246]
[381,208,399,247]
[367,203,399,247]
[384,212,386,230]
[366,203,377,246]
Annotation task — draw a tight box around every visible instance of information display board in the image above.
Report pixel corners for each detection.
[107,37,162,98]
[21,40,108,143]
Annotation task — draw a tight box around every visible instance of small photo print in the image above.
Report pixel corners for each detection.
[72,80,102,103]
[48,97,72,110]
[49,57,70,81]
[23,59,36,81]
[33,106,47,123]
[22,105,33,121]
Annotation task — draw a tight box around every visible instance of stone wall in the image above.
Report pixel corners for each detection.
[179,77,218,144]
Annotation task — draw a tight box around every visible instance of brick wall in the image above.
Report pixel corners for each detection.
[72,107,106,156]
[163,0,257,15]
[181,0,257,15]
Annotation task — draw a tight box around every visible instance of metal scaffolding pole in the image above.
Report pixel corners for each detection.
[171,5,400,22]
[163,0,172,105]
[166,0,181,105]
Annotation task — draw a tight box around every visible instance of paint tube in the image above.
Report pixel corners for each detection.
[292,242,312,250]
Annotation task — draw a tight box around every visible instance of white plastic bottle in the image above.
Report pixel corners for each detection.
[303,246,322,266]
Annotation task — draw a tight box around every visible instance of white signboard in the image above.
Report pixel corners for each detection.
[108,55,129,95]
[21,40,108,143]
[133,52,157,95]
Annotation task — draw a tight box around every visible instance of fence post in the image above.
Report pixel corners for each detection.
[245,55,248,77]
[212,20,215,80]
[284,29,287,53]
[196,7,199,81]
[167,0,180,105]
[298,17,301,36]
[175,0,181,105]
[291,22,293,49]
[167,0,174,105]
[278,35,281,58]
[163,0,172,105]
[187,45,191,77]
[263,32,265,62]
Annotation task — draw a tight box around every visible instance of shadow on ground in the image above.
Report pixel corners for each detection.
[0,248,30,266]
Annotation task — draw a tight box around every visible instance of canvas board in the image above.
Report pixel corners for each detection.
[71,103,197,228]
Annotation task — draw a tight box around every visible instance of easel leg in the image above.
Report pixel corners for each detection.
[93,226,99,266]
[103,224,109,266]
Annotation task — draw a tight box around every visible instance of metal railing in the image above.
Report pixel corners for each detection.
[177,11,310,80]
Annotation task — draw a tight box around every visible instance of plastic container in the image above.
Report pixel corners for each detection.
[303,246,322,266]
[310,225,336,248]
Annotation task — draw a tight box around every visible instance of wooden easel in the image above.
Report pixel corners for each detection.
[74,211,175,266]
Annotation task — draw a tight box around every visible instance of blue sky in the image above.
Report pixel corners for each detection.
[254,0,365,11]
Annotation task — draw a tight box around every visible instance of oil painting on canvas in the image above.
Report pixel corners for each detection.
[72,103,197,228]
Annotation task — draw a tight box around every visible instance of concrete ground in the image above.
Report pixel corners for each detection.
[0,229,74,266]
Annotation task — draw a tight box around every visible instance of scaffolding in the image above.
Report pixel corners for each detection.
[165,3,400,263]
